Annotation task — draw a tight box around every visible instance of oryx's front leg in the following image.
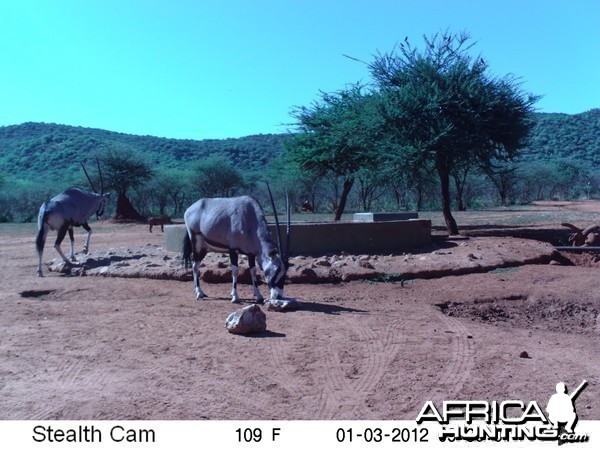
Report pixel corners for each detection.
[248,255,264,304]
[81,223,92,254]
[229,250,241,303]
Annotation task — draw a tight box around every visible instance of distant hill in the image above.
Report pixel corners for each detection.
[522,109,600,164]
[0,122,289,182]
[1,109,599,182]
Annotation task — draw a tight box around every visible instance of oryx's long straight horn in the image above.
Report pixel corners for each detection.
[266,182,283,258]
[96,157,104,195]
[80,162,98,193]
[285,189,291,263]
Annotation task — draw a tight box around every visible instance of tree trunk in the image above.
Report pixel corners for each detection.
[114,192,145,222]
[416,185,423,212]
[334,177,354,221]
[455,178,466,211]
[453,171,468,211]
[437,165,459,235]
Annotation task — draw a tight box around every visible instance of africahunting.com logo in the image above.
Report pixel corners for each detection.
[416,380,589,444]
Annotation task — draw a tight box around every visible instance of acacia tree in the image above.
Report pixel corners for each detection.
[263,155,323,213]
[369,31,539,234]
[193,155,244,198]
[287,84,384,220]
[100,148,153,221]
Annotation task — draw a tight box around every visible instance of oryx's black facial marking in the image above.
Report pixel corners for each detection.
[96,200,105,219]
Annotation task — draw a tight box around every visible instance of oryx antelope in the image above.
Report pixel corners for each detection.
[35,161,110,276]
[182,192,290,303]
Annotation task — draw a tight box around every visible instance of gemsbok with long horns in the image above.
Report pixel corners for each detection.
[182,188,290,303]
[35,160,110,276]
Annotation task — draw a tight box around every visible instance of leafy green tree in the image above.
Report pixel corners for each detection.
[135,169,191,216]
[484,160,520,206]
[193,155,244,198]
[100,147,153,221]
[262,154,323,213]
[161,169,193,216]
[369,30,539,234]
[551,158,591,200]
[287,84,384,220]
[452,160,473,211]
[356,166,389,211]
[518,161,558,201]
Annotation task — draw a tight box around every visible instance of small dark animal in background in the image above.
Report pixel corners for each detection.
[148,215,172,233]
[300,200,314,213]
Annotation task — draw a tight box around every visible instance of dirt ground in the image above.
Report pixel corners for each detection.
[1,201,599,420]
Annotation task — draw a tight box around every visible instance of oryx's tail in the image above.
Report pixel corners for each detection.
[35,202,48,253]
[182,233,192,270]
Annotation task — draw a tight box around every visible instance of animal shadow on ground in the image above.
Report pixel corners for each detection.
[245,331,287,339]
[204,298,366,316]
[19,289,56,298]
[298,302,368,315]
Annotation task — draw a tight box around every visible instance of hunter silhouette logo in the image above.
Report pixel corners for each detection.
[546,380,588,443]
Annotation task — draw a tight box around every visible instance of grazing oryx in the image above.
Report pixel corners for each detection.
[182,193,290,303]
[35,160,110,276]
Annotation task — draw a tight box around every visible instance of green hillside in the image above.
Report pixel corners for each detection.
[0,122,289,182]
[0,109,599,222]
[1,109,599,184]
[522,109,600,164]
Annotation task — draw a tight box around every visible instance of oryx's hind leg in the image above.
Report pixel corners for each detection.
[191,234,207,300]
[68,227,77,261]
[54,223,73,266]
[248,255,264,304]
[36,222,50,277]
[229,250,241,303]
[81,223,92,254]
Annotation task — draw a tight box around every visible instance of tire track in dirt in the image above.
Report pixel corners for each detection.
[266,336,324,418]
[428,311,475,404]
[41,354,115,419]
[11,403,64,421]
[265,311,408,419]
[207,380,280,420]
[7,351,117,420]
[317,313,404,419]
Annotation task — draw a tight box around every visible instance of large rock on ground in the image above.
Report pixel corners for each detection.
[225,304,267,334]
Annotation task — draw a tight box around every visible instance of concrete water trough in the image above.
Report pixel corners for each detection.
[164,215,431,256]
[353,212,419,222]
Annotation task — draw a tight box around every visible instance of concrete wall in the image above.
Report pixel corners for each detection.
[165,219,431,256]
[353,212,418,222]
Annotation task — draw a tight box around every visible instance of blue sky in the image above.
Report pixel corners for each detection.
[0,0,598,140]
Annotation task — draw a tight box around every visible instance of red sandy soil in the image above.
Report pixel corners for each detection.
[1,202,599,420]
